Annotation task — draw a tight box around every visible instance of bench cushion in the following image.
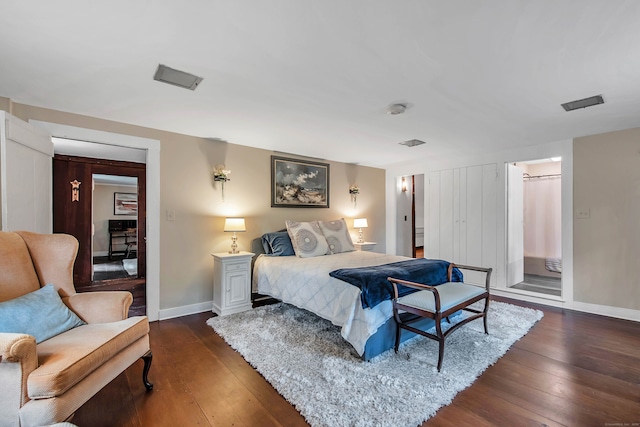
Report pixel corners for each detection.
[397,282,485,313]
[28,316,149,399]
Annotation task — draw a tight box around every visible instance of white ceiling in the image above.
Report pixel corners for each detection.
[2,1,640,168]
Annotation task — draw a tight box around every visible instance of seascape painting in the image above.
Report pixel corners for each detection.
[271,156,329,208]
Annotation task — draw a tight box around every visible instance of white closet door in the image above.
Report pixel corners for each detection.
[0,112,53,233]
[428,164,497,286]
[506,163,524,286]
[481,163,498,285]
[453,168,461,262]
[465,165,483,267]
[439,169,454,261]
[428,171,440,258]
[461,164,497,285]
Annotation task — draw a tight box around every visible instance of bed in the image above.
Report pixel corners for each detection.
[251,221,468,360]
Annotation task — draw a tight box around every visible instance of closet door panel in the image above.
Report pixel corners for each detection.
[453,169,460,262]
[428,171,440,259]
[482,164,498,285]
[465,165,483,266]
[439,169,454,261]
[456,168,467,264]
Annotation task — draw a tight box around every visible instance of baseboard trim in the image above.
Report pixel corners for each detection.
[158,292,640,325]
[493,288,640,322]
[567,300,640,323]
[158,301,212,321]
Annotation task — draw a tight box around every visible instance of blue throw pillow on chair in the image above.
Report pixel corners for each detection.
[0,283,86,343]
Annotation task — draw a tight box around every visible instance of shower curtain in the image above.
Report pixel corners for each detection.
[523,177,562,264]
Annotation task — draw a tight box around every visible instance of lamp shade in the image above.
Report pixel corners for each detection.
[224,217,246,232]
[353,218,368,229]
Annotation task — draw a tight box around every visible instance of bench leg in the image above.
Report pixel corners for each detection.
[435,319,445,372]
[437,340,445,372]
[483,297,490,334]
[142,350,153,390]
[394,322,401,353]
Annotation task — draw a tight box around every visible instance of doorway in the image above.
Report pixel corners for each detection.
[506,159,562,296]
[395,174,424,258]
[414,175,425,258]
[53,154,147,315]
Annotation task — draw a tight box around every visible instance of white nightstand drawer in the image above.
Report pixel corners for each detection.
[225,262,249,272]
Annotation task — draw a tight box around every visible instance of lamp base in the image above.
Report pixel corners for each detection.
[229,233,239,254]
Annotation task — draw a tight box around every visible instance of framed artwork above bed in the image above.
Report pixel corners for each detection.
[271,155,329,208]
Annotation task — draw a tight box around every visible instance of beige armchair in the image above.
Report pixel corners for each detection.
[0,231,152,427]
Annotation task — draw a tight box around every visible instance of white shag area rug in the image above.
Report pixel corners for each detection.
[207,301,543,427]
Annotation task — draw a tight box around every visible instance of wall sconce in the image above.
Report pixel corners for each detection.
[349,185,360,207]
[353,218,368,243]
[401,177,407,192]
[223,217,245,254]
[213,165,231,201]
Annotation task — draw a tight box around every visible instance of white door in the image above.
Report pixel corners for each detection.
[428,171,440,259]
[428,164,498,285]
[0,112,53,233]
[507,163,524,286]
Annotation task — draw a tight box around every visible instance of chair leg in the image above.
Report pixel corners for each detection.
[394,322,401,353]
[142,350,153,391]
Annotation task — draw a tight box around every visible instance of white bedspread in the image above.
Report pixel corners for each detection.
[253,251,410,356]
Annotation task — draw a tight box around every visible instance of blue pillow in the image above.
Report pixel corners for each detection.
[0,284,86,343]
[261,237,272,254]
[261,231,295,256]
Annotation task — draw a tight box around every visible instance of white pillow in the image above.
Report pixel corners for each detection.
[285,220,329,258]
[318,218,355,254]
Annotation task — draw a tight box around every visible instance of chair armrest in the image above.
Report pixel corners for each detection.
[451,264,493,292]
[63,291,133,323]
[0,333,37,363]
[0,333,38,413]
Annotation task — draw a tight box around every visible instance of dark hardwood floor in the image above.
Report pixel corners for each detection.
[72,296,640,426]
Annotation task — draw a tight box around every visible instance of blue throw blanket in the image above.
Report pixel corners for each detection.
[329,259,463,309]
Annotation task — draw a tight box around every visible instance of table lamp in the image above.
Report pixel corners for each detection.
[224,217,245,254]
[353,218,368,243]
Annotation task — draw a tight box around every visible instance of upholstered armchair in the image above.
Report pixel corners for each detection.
[0,231,152,427]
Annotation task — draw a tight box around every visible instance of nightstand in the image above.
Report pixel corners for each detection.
[354,242,377,251]
[211,252,254,316]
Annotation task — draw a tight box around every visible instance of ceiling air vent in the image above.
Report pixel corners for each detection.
[561,95,604,112]
[153,64,203,90]
[399,139,426,147]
